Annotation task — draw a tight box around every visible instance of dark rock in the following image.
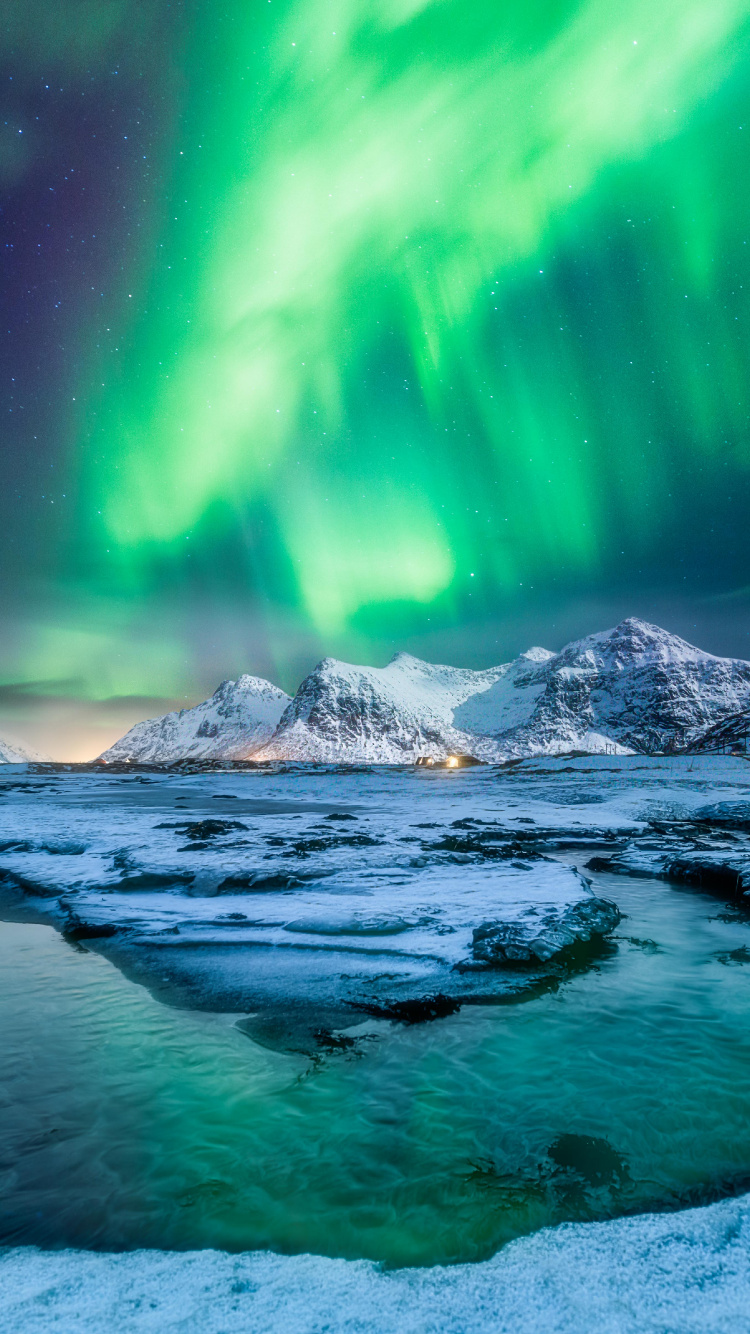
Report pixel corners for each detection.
[64,919,120,941]
[352,993,461,1024]
[470,896,621,965]
[548,1133,629,1185]
[693,802,750,830]
[588,848,750,901]
[118,871,195,891]
[157,818,249,839]
[217,872,301,892]
[426,835,543,860]
[716,946,750,966]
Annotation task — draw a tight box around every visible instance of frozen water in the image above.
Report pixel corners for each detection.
[2,754,750,1041]
[0,760,637,1039]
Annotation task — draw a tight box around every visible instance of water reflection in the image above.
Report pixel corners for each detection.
[1,870,750,1265]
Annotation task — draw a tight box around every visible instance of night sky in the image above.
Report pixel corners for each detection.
[3,0,750,758]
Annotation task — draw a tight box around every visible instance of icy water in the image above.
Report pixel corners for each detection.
[2,868,750,1267]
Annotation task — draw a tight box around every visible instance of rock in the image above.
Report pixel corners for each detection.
[588,849,750,900]
[470,895,622,965]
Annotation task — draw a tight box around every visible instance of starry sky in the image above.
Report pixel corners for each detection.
[4,0,750,758]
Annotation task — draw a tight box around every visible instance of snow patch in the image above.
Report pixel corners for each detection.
[4,1190,750,1332]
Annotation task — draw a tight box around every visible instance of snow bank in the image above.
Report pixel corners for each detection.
[4,1191,750,1332]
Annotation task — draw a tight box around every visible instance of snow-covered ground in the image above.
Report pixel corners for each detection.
[4,1190,750,1332]
[0,758,631,1042]
[2,754,750,1044]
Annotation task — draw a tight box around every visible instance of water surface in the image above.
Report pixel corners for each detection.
[2,870,750,1266]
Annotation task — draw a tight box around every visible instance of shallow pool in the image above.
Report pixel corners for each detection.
[2,869,750,1266]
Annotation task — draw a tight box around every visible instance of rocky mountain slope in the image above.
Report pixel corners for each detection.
[687,709,750,754]
[258,619,750,763]
[253,651,552,763]
[100,676,291,763]
[488,617,750,758]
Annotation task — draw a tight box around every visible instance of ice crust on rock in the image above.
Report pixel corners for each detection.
[471,896,620,965]
[4,1189,750,1332]
[45,859,610,972]
[100,676,291,763]
[590,846,750,898]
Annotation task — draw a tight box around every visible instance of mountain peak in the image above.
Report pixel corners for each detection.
[100,674,291,763]
[387,651,427,668]
[614,617,663,633]
[561,618,715,669]
[520,646,555,664]
[609,617,690,646]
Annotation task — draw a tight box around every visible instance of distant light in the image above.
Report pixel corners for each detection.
[446,756,459,767]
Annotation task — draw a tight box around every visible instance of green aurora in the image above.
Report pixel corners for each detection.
[4,0,750,755]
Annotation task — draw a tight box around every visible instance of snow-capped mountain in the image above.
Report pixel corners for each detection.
[501,617,750,757]
[0,734,46,763]
[257,619,750,763]
[100,619,750,764]
[99,676,291,763]
[253,651,535,763]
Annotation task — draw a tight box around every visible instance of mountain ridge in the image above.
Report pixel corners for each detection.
[93,619,750,765]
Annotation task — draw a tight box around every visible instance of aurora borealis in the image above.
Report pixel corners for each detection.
[4,0,750,757]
